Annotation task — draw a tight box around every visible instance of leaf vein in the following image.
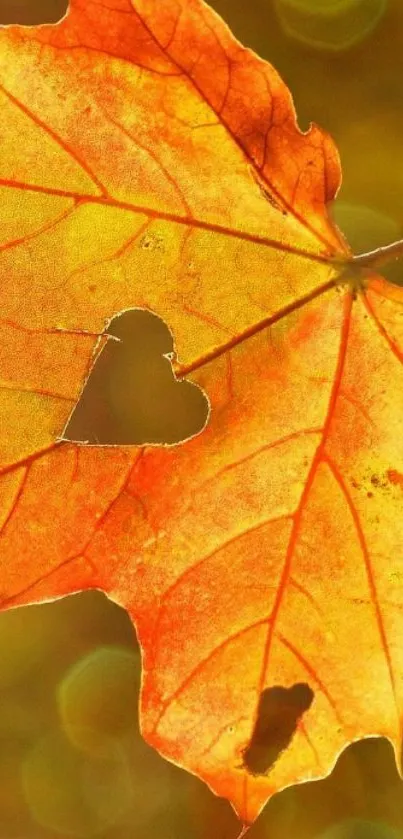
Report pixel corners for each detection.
[0,83,108,197]
[152,617,268,733]
[324,453,399,722]
[254,291,353,725]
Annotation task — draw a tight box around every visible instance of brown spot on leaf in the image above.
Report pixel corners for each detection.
[242,683,314,776]
[387,469,403,488]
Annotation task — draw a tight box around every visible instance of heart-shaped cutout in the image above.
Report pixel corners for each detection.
[62,309,209,446]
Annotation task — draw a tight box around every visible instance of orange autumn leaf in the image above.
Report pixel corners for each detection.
[1,0,403,827]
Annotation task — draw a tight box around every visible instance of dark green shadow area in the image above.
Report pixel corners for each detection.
[0,0,68,25]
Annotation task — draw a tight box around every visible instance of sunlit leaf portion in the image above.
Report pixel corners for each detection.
[0,0,403,828]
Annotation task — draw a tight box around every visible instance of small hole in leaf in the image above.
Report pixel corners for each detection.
[242,682,314,775]
[62,308,209,447]
[0,0,68,25]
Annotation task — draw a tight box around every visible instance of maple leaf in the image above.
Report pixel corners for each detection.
[1,0,403,828]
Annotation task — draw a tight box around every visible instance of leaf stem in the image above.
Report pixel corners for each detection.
[235,823,251,839]
[353,238,403,270]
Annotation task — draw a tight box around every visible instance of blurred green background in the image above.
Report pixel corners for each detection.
[1,0,403,837]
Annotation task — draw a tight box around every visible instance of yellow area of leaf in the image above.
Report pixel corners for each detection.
[1,0,403,826]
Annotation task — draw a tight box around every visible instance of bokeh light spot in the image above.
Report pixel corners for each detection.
[21,728,133,836]
[274,0,388,52]
[58,645,139,755]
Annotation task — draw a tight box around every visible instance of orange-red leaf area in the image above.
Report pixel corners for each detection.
[1,0,403,826]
